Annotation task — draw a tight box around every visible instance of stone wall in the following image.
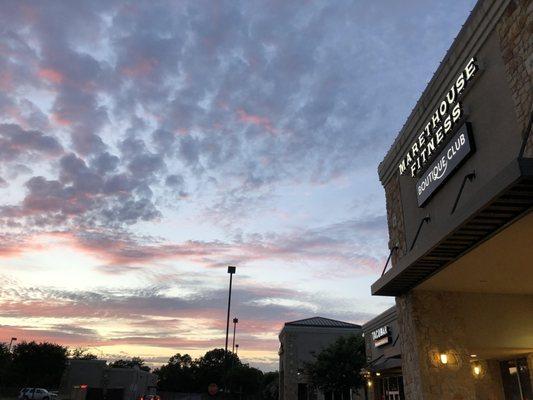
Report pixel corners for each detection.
[473,359,505,400]
[384,174,406,268]
[396,291,477,400]
[497,0,533,156]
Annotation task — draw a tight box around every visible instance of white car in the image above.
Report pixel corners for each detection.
[18,388,56,400]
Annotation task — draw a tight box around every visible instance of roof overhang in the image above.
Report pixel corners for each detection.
[372,157,533,296]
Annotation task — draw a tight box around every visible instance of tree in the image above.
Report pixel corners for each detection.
[228,364,263,396]
[156,353,198,392]
[305,334,366,398]
[155,348,265,398]
[195,348,241,390]
[261,371,279,400]
[69,347,98,360]
[0,343,12,388]
[9,341,69,388]
[109,357,150,371]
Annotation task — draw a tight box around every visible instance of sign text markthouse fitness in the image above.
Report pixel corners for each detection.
[398,57,478,178]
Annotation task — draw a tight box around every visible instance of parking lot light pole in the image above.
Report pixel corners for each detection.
[224,266,236,395]
[225,266,236,354]
[232,318,239,353]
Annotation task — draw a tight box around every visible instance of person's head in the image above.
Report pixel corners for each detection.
[208,383,218,396]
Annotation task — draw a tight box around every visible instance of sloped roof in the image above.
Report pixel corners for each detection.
[285,316,361,329]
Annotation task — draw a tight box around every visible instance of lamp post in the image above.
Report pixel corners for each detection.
[224,266,236,395]
[8,337,17,352]
[232,318,239,353]
[225,266,236,354]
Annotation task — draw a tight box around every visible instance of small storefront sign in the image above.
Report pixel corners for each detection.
[371,326,391,347]
[416,122,475,206]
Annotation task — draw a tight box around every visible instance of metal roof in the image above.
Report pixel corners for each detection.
[285,316,361,329]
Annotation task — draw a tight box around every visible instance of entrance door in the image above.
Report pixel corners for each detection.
[500,358,533,400]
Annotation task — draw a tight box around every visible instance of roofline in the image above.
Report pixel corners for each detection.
[361,306,397,330]
[284,316,362,328]
[285,322,362,328]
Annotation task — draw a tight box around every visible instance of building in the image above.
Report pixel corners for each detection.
[278,317,362,400]
[362,307,403,399]
[59,359,158,400]
[370,0,532,399]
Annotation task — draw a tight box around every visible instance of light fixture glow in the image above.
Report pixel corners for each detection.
[376,372,381,376]
[470,354,477,358]
[440,353,448,365]
[367,380,372,388]
[473,365,481,376]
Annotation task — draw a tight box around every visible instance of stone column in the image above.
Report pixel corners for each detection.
[497,0,533,156]
[396,291,477,400]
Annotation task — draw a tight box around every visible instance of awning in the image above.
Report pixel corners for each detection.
[372,157,533,296]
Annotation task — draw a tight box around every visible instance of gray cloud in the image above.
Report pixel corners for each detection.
[0,124,63,161]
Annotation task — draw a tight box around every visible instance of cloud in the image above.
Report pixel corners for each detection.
[0,0,476,369]
[0,123,63,161]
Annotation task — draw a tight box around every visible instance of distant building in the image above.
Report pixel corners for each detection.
[59,359,157,400]
[278,316,362,400]
[362,306,403,400]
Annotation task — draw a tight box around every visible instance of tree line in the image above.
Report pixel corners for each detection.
[155,348,278,400]
[0,341,278,400]
[0,335,365,400]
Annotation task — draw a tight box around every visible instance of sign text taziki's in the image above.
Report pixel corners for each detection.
[398,57,478,177]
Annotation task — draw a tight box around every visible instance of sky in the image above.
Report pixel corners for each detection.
[0,0,477,371]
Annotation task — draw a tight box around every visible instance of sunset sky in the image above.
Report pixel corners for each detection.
[0,0,477,370]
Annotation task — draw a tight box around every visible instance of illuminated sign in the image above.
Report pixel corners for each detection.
[371,326,390,347]
[416,123,474,206]
[398,57,478,178]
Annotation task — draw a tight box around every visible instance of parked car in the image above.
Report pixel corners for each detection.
[18,388,57,400]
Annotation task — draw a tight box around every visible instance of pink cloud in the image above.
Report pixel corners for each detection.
[121,58,158,78]
[236,109,276,134]
[38,68,65,84]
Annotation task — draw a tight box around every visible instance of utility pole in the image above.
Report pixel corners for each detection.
[232,318,239,353]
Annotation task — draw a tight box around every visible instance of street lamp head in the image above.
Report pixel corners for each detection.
[227,266,236,274]
[233,318,239,324]
[11,337,17,341]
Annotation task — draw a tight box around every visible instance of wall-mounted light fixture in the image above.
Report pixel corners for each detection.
[473,365,481,376]
[440,353,448,365]
[375,372,381,376]
[367,380,372,388]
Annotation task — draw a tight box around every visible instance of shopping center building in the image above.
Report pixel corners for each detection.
[362,307,404,399]
[369,0,532,399]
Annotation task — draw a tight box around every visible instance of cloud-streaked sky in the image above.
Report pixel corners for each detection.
[0,0,476,370]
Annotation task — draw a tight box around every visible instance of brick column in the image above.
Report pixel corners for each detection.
[396,291,477,400]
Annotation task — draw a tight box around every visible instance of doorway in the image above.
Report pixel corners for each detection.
[499,358,533,400]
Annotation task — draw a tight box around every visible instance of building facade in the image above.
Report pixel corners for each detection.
[60,359,158,400]
[278,317,362,400]
[371,0,532,399]
[362,307,403,400]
